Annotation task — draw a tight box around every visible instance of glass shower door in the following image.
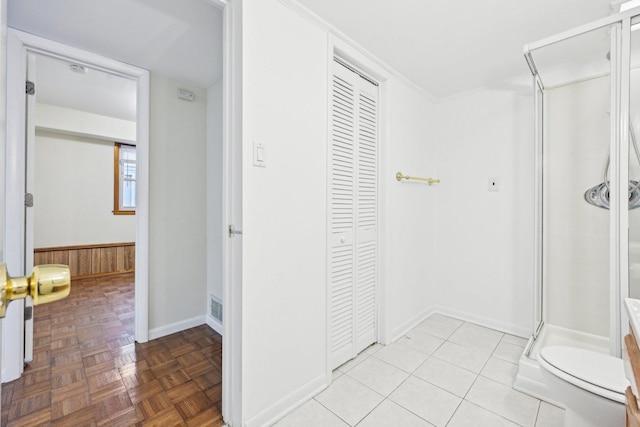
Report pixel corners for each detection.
[628,16,640,301]
[526,22,617,354]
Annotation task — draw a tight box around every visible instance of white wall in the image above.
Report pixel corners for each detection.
[237,0,541,423]
[383,79,438,339]
[433,85,534,337]
[206,80,223,305]
[148,74,207,332]
[33,103,137,248]
[34,130,135,247]
[35,103,136,143]
[429,64,640,342]
[242,0,327,423]
[240,0,440,424]
[429,72,640,340]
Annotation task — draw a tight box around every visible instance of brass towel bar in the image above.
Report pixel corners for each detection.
[396,172,440,186]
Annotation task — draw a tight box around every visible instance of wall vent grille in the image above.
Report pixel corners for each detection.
[210,295,223,322]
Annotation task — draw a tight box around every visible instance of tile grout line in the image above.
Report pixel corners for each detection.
[532,399,543,427]
[471,331,531,423]
[353,332,455,426]
[311,396,353,426]
[454,337,536,427]
[402,323,532,426]
[340,320,472,426]
[335,337,444,425]
[318,318,540,427]
[430,327,491,427]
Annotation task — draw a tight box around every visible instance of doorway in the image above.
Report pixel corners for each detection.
[1,0,240,424]
[3,29,150,384]
[26,51,139,365]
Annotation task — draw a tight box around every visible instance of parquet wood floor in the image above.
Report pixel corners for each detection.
[1,273,224,427]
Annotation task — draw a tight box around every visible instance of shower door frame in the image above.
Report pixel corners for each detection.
[530,73,544,346]
[525,7,639,357]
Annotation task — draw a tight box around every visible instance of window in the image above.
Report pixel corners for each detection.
[114,142,136,215]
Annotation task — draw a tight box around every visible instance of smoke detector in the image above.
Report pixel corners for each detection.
[69,64,88,74]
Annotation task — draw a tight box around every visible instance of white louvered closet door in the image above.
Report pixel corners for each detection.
[329,60,378,370]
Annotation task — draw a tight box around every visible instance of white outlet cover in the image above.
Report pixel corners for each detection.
[488,176,501,191]
[177,88,195,101]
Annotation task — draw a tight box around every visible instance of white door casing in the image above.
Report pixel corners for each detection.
[221,0,243,423]
[0,0,8,403]
[329,59,378,370]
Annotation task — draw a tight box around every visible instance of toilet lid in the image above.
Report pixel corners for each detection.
[539,346,628,401]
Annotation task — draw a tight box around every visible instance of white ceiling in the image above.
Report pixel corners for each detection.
[297,0,616,99]
[35,54,137,121]
[8,0,222,120]
[8,0,622,105]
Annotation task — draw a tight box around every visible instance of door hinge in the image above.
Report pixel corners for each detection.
[25,193,34,207]
[228,224,242,237]
[26,80,35,95]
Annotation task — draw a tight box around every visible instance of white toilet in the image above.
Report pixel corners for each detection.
[537,346,628,427]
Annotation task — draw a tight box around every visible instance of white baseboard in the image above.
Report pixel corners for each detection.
[390,305,530,343]
[148,315,206,341]
[206,314,223,336]
[431,305,531,338]
[245,373,327,427]
[390,306,438,343]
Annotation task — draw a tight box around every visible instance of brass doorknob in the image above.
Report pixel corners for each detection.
[0,263,70,318]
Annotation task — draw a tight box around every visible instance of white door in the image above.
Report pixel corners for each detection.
[329,59,378,370]
[222,15,243,420]
[2,52,38,382]
[2,36,33,383]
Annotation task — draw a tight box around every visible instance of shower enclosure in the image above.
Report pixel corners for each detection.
[515,6,640,397]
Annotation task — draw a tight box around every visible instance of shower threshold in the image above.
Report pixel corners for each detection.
[513,323,609,405]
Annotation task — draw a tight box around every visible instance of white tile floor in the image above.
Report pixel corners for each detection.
[274,314,564,427]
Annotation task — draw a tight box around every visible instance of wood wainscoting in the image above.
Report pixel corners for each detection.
[34,242,135,279]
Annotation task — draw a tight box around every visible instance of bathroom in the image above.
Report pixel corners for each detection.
[3,0,640,426]
[267,1,640,425]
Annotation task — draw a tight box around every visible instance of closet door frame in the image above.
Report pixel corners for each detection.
[325,35,391,382]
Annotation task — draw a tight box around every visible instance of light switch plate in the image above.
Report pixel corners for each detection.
[253,141,266,168]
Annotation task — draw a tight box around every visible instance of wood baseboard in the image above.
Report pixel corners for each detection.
[34,242,135,279]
